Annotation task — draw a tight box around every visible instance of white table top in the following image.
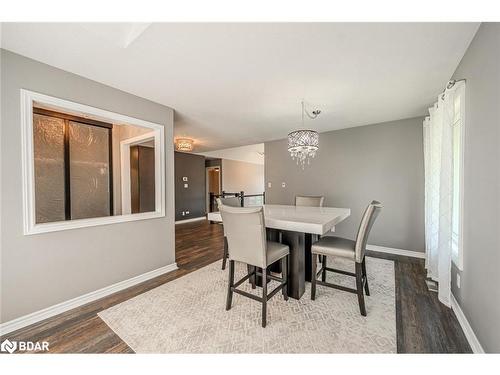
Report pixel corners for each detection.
[207,204,350,235]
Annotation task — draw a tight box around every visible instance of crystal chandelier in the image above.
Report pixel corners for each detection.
[288,101,320,168]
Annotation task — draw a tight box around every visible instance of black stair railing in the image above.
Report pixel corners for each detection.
[209,191,265,213]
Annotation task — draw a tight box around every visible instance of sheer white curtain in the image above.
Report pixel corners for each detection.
[423,81,464,307]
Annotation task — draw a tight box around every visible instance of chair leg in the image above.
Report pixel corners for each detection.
[362,257,370,296]
[281,256,288,301]
[321,255,327,282]
[311,252,317,300]
[226,260,234,311]
[355,262,367,316]
[250,265,256,289]
[316,236,322,264]
[222,236,228,270]
[262,268,268,327]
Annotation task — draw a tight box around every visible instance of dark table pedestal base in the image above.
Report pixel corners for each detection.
[281,231,313,300]
[250,229,314,300]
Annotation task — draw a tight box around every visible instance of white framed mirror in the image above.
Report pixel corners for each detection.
[21,89,166,235]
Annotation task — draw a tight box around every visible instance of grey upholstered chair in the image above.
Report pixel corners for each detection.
[295,195,325,207]
[218,196,242,208]
[310,200,382,316]
[218,197,242,270]
[295,195,325,262]
[218,202,289,327]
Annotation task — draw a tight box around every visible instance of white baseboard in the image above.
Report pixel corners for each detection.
[451,294,485,353]
[367,244,426,259]
[0,262,178,336]
[175,216,206,224]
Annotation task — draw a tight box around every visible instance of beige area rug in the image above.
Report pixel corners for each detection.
[98,256,396,353]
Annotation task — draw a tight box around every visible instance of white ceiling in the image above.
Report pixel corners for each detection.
[1,23,479,151]
[198,143,264,165]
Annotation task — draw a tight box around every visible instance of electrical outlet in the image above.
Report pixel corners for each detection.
[268,182,272,188]
[186,210,190,215]
[181,211,185,216]
[457,273,461,288]
[281,182,286,188]
[184,183,188,188]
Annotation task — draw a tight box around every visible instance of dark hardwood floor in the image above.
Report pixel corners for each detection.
[369,251,471,353]
[1,220,471,353]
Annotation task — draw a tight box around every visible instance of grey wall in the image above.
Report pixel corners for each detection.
[0,50,176,323]
[174,151,206,221]
[449,23,500,353]
[265,117,425,252]
[221,159,265,195]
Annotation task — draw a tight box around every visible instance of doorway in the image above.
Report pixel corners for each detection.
[120,131,157,215]
[130,143,156,213]
[206,166,221,212]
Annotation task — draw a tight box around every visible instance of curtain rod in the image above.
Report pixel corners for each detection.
[441,78,466,99]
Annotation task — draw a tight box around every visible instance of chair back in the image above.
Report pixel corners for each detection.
[218,196,241,208]
[354,201,382,262]
[218,203,267,268]
[295,195,325,207]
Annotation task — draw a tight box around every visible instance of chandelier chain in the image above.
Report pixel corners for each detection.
[287,101,320,169]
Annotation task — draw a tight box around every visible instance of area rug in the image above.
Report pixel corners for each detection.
[98,256,396,353]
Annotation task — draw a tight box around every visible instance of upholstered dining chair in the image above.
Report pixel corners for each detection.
[295,195,325,262]
[218,196,241,208]
[218,197,242,270]
[295,195,325,207]
[310,200,382,316]
[218,201,289,327]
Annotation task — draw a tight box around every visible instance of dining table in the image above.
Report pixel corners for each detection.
[207,204,351,300]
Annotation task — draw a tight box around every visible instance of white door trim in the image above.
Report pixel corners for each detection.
[205,165,221,212]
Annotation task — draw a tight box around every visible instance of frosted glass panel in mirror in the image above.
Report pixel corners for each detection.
[69,121,111,220]
[33,114,66,223]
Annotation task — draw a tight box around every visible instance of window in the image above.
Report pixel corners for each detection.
[451,83,465,270]
[21,90,165,235]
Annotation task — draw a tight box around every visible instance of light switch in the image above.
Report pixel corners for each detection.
[184,183,188,188]
[268,182,272,188]
[182,177,188,182]
[281,182,286,188]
